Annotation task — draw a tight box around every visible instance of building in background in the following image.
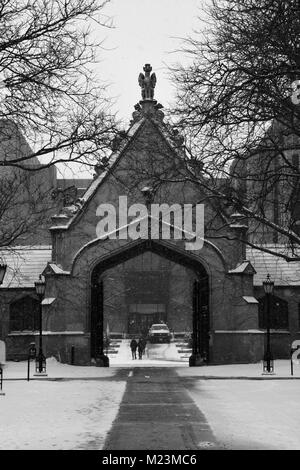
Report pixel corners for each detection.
[0,66,299,365]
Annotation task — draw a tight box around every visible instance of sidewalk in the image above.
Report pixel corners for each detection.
[1,357,118,380]
[1,357,300,380]
[104,367,219,450]
[177,359,300,379]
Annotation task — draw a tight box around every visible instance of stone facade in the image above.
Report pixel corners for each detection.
[1,76,299,365]
[31,96,266,365]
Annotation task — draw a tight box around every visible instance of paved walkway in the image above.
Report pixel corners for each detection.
[103,367,218,450]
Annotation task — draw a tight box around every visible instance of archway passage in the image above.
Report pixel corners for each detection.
[90,240,209,365]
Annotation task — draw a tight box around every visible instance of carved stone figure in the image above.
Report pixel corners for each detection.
[138,64,157,100]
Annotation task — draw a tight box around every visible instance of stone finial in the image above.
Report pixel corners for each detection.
[138,64,157,100]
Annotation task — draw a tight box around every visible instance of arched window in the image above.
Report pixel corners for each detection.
[258,295,289,330]
[10,296,40,331]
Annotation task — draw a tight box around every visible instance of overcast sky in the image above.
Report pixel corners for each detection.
[96,0,204,125]
[58,0,205,178]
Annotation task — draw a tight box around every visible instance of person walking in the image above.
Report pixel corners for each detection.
[137,338,144,360]
[130,338,138,360]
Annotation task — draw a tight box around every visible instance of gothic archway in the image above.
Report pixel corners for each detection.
[90,239,210,365]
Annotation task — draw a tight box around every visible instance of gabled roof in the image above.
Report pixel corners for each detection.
[43,263,70,276]
[228,260,256,275]
[49,118,146,230]
[0,246,52,288]
[50,110,186,231]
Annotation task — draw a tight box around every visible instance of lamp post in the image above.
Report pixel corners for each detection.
[34,275,46,374]
[0,260,7,395]
[263,274,274,374]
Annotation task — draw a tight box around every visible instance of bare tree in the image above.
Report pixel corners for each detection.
[0,0,117,171]
[0,165,56,246]
[168,0,300,261]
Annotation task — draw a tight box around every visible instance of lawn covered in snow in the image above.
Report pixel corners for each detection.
[188,379,300,450]
[2,358,300,450]
[0,377,126,450]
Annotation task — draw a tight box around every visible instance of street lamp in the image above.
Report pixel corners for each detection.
[0,260,7,395]
[34,275,46,374]
[263,274,274,373]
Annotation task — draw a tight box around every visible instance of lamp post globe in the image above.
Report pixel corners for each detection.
[35,275,46,297]
[263,273,274,295]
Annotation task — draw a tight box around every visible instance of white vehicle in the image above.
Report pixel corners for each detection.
[148,323,171,343]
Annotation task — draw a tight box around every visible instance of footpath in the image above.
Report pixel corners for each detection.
[1,357,300,381]
[103,367,219,450]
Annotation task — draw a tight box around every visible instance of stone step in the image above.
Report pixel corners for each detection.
[109,333,124,339]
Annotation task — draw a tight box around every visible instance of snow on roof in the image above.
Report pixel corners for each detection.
[228,261,256,275]
[246,245,300,286]
[242,296,259,304]
[0,246,52,289]
[44,263,70,275]
[41,297,56,305]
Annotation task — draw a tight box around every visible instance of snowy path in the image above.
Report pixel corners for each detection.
[104,368,218,450]
[109,340,187,366]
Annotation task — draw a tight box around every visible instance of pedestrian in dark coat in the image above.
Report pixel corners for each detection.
[137,338,145,359]
[130,339,138,360]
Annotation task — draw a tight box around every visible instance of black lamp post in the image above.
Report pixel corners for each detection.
[263,274,274,373]
[34,275,46,374]
[0,261,7,394]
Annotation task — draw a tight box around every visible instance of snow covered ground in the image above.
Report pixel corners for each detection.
[0,380,126,450]
[1,358,300,450]
[177,359,300,378]
[188,379,300,450]
[109,340,187,367]
[2,357,300,378]
[0,364,126,450]
[1,356,120,380]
